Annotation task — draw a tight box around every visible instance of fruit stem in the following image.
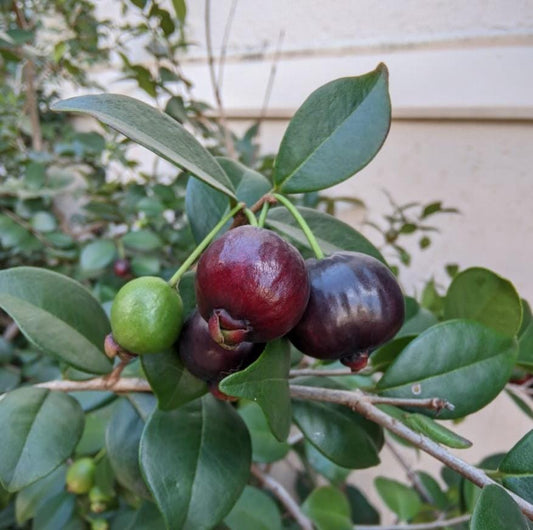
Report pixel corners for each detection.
[168,202,245,288]
[243,208,258,226]
[272,193,324,259]
[257,200,270,228]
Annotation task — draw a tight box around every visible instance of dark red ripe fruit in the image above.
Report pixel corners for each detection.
[113,259,131,278]
[288,252,405,369]
[195,225,310,347]
[178,310,264,383]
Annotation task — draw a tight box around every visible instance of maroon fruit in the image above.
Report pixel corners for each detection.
[113,258,131,278]
[178,310,264,383]
[195,225,310,347]
[288,252,404,370]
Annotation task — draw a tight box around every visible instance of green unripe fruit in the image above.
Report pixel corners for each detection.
[89,485,113,513]
[66,457,95,495]
[90,518,109,530]
[110,276,183,355]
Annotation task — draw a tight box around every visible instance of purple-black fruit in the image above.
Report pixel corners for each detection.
[178,310,264,384]
[195,225,310,347]
[288,252,404,371]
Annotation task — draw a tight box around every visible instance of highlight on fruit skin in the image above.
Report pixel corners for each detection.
[288,251,405,369]
[110,276,183,355]
[195,225,310,348]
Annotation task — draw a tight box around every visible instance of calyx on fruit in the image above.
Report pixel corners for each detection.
[178,310,264,387]
[288,252,405,370]
[110,276,183,355]
[195,225,310,347]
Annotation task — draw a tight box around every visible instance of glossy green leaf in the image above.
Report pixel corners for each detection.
[105,394,155,499]
[52,95,236,199]
[292,378,383,468]
[0,367,19,392]
[220,338,291,441]
[131,255,160,276]
[377,320,518,419]
[139,395,251,530]
[304,442,350,485]
[345,485,380,525]
[238,400,290,463]
[224,485,282,530]
[470,484,529,530]
[402,413,472,449]
[186,158,270,243]
[75,406,112,456]
[302,486,352,530]
[499,430,533,503]
[266,206,385,262]
[518,301,533,368]
[444,267,522,337]
[32,491,78,530]
[397,298,438,337]
[416,472,450,510]
[141,349,207,410]
[506,388,533,419]
[115,502,166,530]
[375,477,422,521]
[15,465,66,525]
[0,388,84,492]
[122,229,162,251]
[274,64,390,193]
[370,335,416,372]
[80,240,116,272]
[0,267,111,374]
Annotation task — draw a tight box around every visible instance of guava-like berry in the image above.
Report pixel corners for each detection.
[195,225,310,347]
[110,276,183,355]
[288,252,404,370]
[113,258,131,278]
[178,310,264,384]
[66,457,96,495]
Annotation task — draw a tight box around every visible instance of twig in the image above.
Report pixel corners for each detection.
[354,514,470,530]
[251,464,314,530]
[385,439,435,505]
[217,0,238,90]
[204,0,236,159]
[33,377,151,393]
[2,321,19,342]
[369,396,455,412]
[289,384,533,521]
[12,1,42,151]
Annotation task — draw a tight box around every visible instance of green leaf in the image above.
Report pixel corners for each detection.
[374,477,422,521]
[266,206,385,262]
[105,394,155,499]
[302,486,353,530]
[402,413,472,449]
[274,64,390,193]
[0,267,111,374]
[0,388,84,492]
[506,388,533,419]
[304,442,350,485]
[80,240,116,272]
[370,335,416,372]
[131,255,160,276]
[139,395,251,530]
[31,212,57,233]
[122,230,162,251]
[518,301,533,368]
[238,400,290,463]
[219,339,291,441]
[53,95,236,199]
[141,350,207,410]
[224,485,282,530]
[172,0,187,23]
[292,378,383,468]
[377,320,518,419]
[116,502,166,530]
[499,430,533,503]
[470,484,529,530]
[444,267,522,337]
[186,159,270,243]
[15,465,66,525]
[345,485,380,525]
[415,472,450,510]
[32,491,78,530]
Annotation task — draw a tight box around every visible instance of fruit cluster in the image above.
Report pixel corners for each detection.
[109,225,405,397]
